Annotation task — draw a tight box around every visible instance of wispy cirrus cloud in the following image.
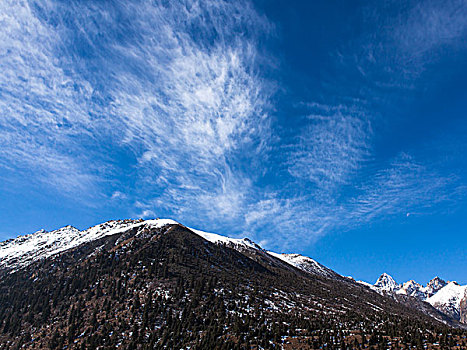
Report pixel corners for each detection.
[242,0,467,248]
[347,0,467,85]
[0,0,465,251]
[96,1,275,224]
[0,0,103,197]
[0,0,275,227]
[288,103,371,194]
[347,153,459,223]
[243,101,374,248]
[244,196,336,249]
[388,0,467,67]
[0,134,97,195]
[246,151,462,251]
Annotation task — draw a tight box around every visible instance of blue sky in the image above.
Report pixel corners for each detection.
[0,0,466,285]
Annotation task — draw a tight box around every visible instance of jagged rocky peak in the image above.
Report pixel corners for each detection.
[363,273,467,324]
[426,276,447,297]
[374,273,399,292]
[460,294,467,324]
[426,282,467,321]
[399,280,425,298]
[403,279,422,288]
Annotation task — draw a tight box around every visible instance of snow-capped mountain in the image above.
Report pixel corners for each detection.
[1,218,465,326]
[426,276,447,297]
[374,273,400,292]
[0,219,177,272]
[1,218,464,348]
[427,282,467,320]
[398,280,426,299]
[359,273,467,322]
[0,219,334,278]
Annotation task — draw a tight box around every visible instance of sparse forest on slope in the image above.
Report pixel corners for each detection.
[0,222,466,349]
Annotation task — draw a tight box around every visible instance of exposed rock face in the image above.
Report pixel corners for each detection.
[460,293,467,324]
[426,276,447,297]
[426,282,467,322]
[374,273,399,292]
[400,280,425,299]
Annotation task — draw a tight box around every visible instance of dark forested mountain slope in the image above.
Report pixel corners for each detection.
[0,222,466,349]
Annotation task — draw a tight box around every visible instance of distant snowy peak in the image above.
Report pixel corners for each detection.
[365,274,453,301]
[397,280,426,299]
[358,273,466,322]
[374,273,400,292]
[426,277,447,297]
[427,282,467,320]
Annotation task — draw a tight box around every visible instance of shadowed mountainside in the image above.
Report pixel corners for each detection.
[0,222,466,349]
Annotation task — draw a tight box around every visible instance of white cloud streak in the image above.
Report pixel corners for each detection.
[347,153,457,223]
[288,103,371,194]
[0,0,102,196]
[98,1,274,223]
[390,0,467,64]
[351,0,467,85]
[246,152,460,251]
[243,0,467,249]
[0,0,274,223]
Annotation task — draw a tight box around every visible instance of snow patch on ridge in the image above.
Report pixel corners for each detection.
[0,219,178,271]
[1,218,332,278]
[188,227,334,277]
[2,218,465,323]
[267,252,335,277]
[188,228,262,251]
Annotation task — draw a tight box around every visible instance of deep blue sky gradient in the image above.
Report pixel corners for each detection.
[0,0,465,285]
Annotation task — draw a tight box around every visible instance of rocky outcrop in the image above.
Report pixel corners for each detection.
[460,293,467,324]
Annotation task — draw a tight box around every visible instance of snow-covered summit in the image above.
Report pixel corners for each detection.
[374,273,400,292]
[397,280,426,299]
[0,219,178,272]
[0,219,334,278]
[358,273,466,322]
[426,277,447,297]
[426,282,467,320]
